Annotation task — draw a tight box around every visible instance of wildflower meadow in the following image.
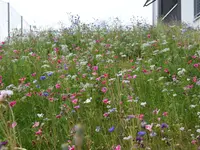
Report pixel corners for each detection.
[0,16,200,150]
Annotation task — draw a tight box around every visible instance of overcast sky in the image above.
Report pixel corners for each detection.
[0,0,152,40]
[6,0,152,26]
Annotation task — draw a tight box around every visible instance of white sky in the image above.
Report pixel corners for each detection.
[6,0,152,27]
[0,0,152,41]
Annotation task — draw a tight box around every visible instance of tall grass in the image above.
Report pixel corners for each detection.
[0,17,200,150]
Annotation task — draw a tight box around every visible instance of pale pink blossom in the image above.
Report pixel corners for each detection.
[32,122,40,128]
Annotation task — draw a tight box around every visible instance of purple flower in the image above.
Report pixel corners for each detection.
[108,126,115,132]
[138,131,146,136]
[141,121,147,128]
[127,115,135,119]
[161,123,168,129]
[42,91,49,97]
[40,76,46,80]
[136,136,143,142]
[150,132,157,137]
[0,141,8,148]
[48,73,53,76]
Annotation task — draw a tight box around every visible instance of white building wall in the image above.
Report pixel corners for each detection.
[181,0,194,25]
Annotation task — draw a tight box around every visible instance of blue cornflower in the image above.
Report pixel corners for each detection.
[40,76,46,80]
[161,123,168,129]
[108,108,117,113]
[47,72,53,76]
[108,126,115,132]
[64,64,68,70]
[43,92,49,97]
[138,131,146,136]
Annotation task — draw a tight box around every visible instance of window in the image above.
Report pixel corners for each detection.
[161,0,178,15]
[194,0,200,18]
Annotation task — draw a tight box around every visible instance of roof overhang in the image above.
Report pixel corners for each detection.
[143,0,157,7]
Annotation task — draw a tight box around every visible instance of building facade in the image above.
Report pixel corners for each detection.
[146,0,200,27]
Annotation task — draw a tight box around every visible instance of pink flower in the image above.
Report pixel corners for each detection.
[11,122,17,128]
[92,72,98,76]
[101,87,107,93]
[96,77,101,81]
[153,108,160,115]
[101,80,106,85]
[103,74,109,78]
[56,114,62,119]
[54,47,59,52]
[26,92,32,97]
[82,74,86,78]
[147,34,151,38]
[74,105,80,109]
[192,55,197,59]
[164,68,169,74]
[103,112,109,117]
[145,124,153,132]
[9,101,16,107]
[55,84,61,89]
[133,75,137,79]
[102,99,110,104]
[194,63,199,68]
[32,122,40,128]
[32,72,36,76]
[92,66,98,71]
[72,99,78,104]
[48,97,54,102]
[139,114,144,120]
[13,50,18,53]
[105,44,111,48]
[115,145,121,150]
[35,129,42,136]
[193,76,197,83]
[163,112,168,116]
[184,84,193,90]
[62,95,67,101]
[191,140,197,145]
[68,145,75,150]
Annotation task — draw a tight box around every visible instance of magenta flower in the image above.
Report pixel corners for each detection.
[92,66,98,71]
[35,129,42,136]
[72,99,78,104]
[103,112,109,117]
[74,105,80,109]
[115,145,121,150]
[32,72,36,77]
[194,63,199,68]
[101,87,107,93]
[9,101,16,107]
[102,99,109,104]
[55,83,61,89]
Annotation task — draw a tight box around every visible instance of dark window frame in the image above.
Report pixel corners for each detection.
[158,0,181,22]
[194,0,200,18]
